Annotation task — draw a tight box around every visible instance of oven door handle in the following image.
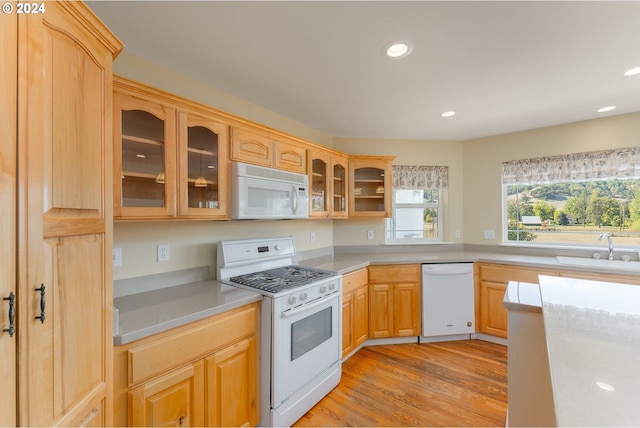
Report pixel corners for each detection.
[280,292,339,318]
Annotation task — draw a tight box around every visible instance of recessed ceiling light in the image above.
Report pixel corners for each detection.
[597,106,616,113]
[441,111,456,118]
[623,65,640,76]
[596,381,615,392]
[383,40,414,59]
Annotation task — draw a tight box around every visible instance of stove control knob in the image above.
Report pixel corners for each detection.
[288,295,297,305]
[300,292,308,301]
[274,244,281,251]
[328,282,336,291]
[319,285,327,293]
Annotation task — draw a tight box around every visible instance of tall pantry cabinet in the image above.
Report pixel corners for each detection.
[1,1,122,426]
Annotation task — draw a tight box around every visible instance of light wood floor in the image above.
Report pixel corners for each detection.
[294,340,507,427]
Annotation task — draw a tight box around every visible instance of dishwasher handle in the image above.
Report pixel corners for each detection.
[422,263,473,276]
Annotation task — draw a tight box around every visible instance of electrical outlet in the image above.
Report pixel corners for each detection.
[310,232,316,243]
[455,229,461,239]
[113,248,122,267]
[483,229,496,240]
[367,230,374,240]
[157,244,169,262]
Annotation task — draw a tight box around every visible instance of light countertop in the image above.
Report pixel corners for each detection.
[538,275,640,426]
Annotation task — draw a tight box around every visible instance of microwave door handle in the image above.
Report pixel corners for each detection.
[291,185,298,214]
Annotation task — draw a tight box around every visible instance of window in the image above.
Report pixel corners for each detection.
[386,165,447,243]
[503,147,640,247]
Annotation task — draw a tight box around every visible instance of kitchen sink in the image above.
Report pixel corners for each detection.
[556,256,640,271]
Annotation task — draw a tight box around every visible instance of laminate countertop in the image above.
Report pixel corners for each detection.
[538,275,640,427]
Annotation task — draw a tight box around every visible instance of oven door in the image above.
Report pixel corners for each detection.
[272,291,341,407]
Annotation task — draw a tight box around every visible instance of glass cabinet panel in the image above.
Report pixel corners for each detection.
[332,162,347,216]
[186,125,220,209]
[311,158,328,214]
[121,109,167,208]
[353,166,386,212]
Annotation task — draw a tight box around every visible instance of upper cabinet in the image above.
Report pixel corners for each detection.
[113,77,230,220]
[308,149,349,218]
[231,126,306,174]
[349,156,395,217]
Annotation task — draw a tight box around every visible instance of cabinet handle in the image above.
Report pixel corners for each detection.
[35,284,45,323]
[2,292,15,337]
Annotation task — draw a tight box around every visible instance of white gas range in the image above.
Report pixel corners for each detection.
[217,236,342,427]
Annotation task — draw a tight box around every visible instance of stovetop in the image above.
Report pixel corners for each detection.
[229,265,337,294]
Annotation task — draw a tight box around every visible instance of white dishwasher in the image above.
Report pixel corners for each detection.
[421,263,475,340]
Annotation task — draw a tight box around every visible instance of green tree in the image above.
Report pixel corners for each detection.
[565,191,589,226]
[554,210,569,226]
[507,220,536,241]
[533,201,556,221]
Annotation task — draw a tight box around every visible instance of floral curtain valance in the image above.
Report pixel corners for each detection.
[392,165,448,190]
[502,147,640,184]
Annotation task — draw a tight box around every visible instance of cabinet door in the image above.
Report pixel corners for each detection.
[393,283,421,337]
[17,2,120,426]
[331,156,349,218]
[479,280,509,338]
[353,286,369,347]
[341,291,354,357]
[114,90,177,219]
[178,111,229,218]
[230,127,273,167]
[275,139,306,173]
[349,157,393,217]
[369,284,393,338]
[129,361,205,427]
[205,337,258,427]
[0,7,17,427]
[309,151,331,218]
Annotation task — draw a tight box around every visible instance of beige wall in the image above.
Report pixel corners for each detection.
[463,112,640,245]
[333,137,465,246]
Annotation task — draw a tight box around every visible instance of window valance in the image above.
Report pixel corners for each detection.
[392,165,448,190]
[502,147,640,184]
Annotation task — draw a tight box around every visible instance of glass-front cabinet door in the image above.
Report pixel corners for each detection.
[114,92,177,219]
[178,111,229,218]
[332,155,349,218]
[309,150,330,217]
[349,156,394,217]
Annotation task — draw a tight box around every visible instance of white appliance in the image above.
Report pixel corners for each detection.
[232,161,309,220]
[421,263,475,340]
[217,236,342,427]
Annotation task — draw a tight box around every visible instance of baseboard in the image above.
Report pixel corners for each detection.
[472,332,508,346]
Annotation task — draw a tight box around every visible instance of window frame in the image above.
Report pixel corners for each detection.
[385,188,444,244]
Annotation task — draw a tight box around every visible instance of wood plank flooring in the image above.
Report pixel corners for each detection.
[294,340,507,427]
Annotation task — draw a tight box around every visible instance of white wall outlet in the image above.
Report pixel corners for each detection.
[483,229,496,240]
[455,229,461,239]
[310,232,316,243]
[113,248,122,267]
[157,244,169,262]
[367,230,374,240]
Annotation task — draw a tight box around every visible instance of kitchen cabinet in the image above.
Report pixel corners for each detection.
[113,302,260,427]
[308,149,349,218]
[341,269,368,358]
[114,77,230,220]
[475,263,558,338]
[349,156,394,217]
[368,264,421,338]
[231,126,307,173]
[6,2,122,426]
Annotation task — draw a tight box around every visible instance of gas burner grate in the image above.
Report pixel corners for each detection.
[230,265,336,293]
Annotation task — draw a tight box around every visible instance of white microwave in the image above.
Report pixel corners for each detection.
[231,162,309,220]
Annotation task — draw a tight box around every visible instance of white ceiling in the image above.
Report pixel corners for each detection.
[88,1,640,141]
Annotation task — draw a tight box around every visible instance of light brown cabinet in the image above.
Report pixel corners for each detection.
[475,263,558,338]
[349,156,394,217]
[114,77,230,220]
[341,269,369,358]
[308,149,349,218]
[231,126,307,173]
[368,264,421,338]
[3,2,122,426]
[114,302,260,427]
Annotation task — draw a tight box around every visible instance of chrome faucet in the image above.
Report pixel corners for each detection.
[598,232,614,260]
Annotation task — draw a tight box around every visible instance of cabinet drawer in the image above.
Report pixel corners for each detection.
[478,263,556,284]
[368,264,420,283]
[128,304,257,386]
[342,268,368,293]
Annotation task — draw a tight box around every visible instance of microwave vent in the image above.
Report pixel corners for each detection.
[244,164,308,184]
